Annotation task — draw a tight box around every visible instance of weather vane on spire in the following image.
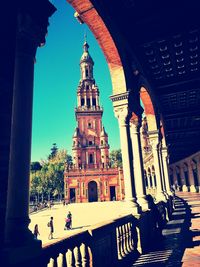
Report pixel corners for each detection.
[84,30,87,43]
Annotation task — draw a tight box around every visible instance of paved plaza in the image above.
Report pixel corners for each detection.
[29,200,126,247]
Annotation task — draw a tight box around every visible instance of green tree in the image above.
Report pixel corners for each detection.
[110,149,122,168]
[48,143,58,160]
[49,149,68,200]
[30,161,42,172]
[30,148,72,202]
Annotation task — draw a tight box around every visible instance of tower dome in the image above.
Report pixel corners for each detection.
[100,126,108,137]
[80,40,94,65]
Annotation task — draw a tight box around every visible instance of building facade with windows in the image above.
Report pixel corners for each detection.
[64,39,124,203]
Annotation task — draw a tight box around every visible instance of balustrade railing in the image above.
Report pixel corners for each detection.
[30,214,138,267]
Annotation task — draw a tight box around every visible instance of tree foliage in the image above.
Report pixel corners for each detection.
[48,143,58,160]
[110,149,122,168]
[30,145,71,201]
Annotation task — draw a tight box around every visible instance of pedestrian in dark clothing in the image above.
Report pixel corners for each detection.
[33,224,40,239]
[48,216,54,239]
[64,211,72,230]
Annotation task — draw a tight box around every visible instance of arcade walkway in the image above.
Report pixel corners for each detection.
[131,192,200,266]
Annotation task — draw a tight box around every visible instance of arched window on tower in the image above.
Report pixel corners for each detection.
[89,141,93,146]
[86,68,89,77]
[92,98,96,106]
[87,98,90,107]
[89,154,93,163]
[81,98,84,106]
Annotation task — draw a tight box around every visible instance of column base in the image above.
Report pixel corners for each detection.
[166,190,174,197]
[182,185,189,192]
[137,196,150,211]
[155,192,167,203]
[190,185,197,193]
[5,216,36,246]
[124,199,141,215]
[2,239,42,266]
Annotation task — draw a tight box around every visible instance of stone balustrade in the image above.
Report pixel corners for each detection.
[18,214,138,267]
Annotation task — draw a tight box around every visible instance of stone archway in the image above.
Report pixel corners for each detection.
[88,181,98,202]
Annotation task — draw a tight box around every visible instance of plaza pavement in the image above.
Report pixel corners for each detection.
[29,200,127,247]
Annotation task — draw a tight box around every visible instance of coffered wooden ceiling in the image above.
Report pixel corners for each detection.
[90,0,200,163]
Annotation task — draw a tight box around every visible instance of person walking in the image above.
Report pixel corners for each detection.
[48,216,54,239]
[33,224,40,239]
[65,211,72,230]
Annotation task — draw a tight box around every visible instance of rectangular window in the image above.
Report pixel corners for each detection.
[89,154,93,163]
[82,183,85,195]
[87,98,90,107]
[81,98,84,106]
[92,98,96,106]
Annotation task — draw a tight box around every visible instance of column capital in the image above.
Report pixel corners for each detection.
[186,158,196,169]
[16,2,56,57]
[114,105,130,126]
[130,112,142,130]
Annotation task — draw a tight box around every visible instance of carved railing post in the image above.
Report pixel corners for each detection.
[74,246,82,267]
[80,243,90,267]
[67,248,76,267]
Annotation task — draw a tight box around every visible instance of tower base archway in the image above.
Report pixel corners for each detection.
[88,181,98,202]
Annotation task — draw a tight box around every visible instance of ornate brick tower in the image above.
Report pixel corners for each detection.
[64,38,124,203]
[72,38,110,169]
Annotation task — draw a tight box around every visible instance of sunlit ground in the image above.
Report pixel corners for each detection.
[29,201,127,246]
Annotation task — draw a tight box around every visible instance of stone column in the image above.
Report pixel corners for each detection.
[187,160,197,192]
[5,2,56,253]
[96,93,99,107]
[172,166,178,189]
[159,143,167,197]
[196,157,200,192]
[151,171,156,188]
[84,93,87,107]
[180,164,188,192]
[149,132,167,202]
[86,151,88,166]
[114,106,139,213]
[77,93,81,107]
[130,116,149,210]
[160,146,173,196]
[118,168,123,200]
[90,94,93,107]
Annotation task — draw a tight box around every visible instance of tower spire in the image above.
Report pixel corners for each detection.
[84,31,87,43]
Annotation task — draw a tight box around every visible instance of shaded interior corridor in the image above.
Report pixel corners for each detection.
[130,192,200,266]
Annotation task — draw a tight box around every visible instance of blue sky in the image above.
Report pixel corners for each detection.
[31,0,120,162]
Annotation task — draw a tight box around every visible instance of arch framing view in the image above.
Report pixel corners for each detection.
[0,0,200,266]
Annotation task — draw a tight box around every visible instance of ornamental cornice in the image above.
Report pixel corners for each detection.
[110,91,129,103]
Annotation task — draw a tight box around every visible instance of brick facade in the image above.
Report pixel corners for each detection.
[64,39,124,203]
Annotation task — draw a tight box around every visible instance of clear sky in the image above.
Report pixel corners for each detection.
[31,0,120,162]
